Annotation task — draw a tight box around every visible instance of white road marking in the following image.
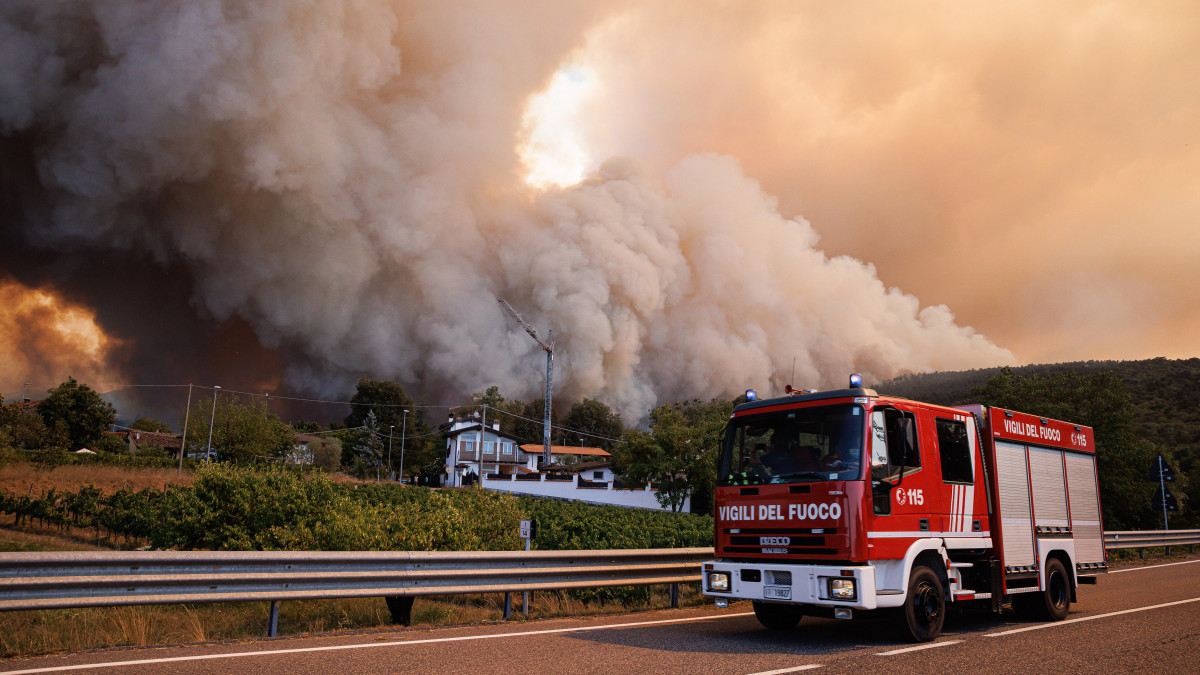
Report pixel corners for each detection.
[875,640,962,656]
[0,612,756,674]
[985,596,1200,636]
[1109,558,1200,574]
[745,665,823,674]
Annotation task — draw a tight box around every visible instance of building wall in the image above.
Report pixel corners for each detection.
[479,474,689,512]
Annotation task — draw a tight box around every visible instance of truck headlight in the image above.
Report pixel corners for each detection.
[708,571,731,592]
[828,577,856,600]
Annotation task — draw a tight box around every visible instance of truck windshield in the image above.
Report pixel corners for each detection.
[719,404,864,486]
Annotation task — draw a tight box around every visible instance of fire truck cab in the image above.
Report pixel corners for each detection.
[702,375,1105,641]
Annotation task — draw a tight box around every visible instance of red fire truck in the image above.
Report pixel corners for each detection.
[702,374,1106,641]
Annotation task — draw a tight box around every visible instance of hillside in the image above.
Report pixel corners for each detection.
[874,358,1200,451]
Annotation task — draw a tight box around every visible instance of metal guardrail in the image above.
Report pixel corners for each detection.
[0,531,1195,637]
[0,547,713,634]
[1104,529,1200,555]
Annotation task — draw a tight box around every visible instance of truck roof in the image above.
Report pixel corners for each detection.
[733,387,878,414]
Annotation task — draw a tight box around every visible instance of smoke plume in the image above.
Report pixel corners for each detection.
[0,1,1021,421]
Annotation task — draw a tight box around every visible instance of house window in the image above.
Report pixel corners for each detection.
[460,440,474,457]
[484,441,494,455]
[501,442,512,455]
[593,471,604,480]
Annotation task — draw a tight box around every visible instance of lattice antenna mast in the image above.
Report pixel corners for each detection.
[498,299,554,468]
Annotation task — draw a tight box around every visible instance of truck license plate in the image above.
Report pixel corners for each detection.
[763,586,791,600]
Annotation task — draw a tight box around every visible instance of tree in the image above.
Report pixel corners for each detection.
[0,402,66,449]
[345,379,416,431]
[343,379,442,477]
[95,433,127,454]
[972,367,1160,530]
[37,377,117,450]
[355,410,386,473]
[310,437,342,471]
[458,385,528,437]
[612,398,733,512]
[187,392,295,464]
[130,416,172,433]
[562,398,624,451]
[509,397,542,444]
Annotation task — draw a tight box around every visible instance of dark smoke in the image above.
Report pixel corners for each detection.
[0,1,1014,423]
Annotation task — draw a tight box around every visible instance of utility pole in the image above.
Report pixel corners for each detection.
[205,386,220,464]
[399,409,409,486]
[1158,454,1169,531]
[388,425,394,479]
[178,384,193,475]
[498,298,554,469]
[475,405,487,483]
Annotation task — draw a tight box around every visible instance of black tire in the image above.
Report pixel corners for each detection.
[752,601,803,630]
[898,565,945,642]
[1017,558,1071,621]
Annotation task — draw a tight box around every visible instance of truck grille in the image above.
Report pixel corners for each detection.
[720,527,840,557]
[729,535,825,546]
[723,547,838,555]
[767,570,792,585]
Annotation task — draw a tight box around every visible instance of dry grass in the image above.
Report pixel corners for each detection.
[0,463,193,496]
[0,526,110,552]
[0,588,707,658]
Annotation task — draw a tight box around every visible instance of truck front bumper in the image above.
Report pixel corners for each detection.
[702,560,879,610]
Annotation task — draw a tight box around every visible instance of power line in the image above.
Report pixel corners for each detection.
[9,379,628,442]
[479,404,625,444]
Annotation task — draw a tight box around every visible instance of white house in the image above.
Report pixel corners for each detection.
[440,416,688,511]
[442,419,535,487]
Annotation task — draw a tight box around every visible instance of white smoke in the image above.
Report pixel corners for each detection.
[1,0,1013,423]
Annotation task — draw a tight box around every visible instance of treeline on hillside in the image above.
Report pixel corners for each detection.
[877,359,1200,529]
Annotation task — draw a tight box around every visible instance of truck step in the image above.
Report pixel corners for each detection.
[948,562,974,568]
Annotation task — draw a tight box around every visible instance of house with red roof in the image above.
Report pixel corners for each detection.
[441,415,684,511]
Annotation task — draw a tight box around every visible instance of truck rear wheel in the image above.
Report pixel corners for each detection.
[898,565,944,642]
[1015,558,1071,621]
[752,601,803,630]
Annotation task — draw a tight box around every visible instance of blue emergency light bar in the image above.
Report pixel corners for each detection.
[745,389,757,401]
[849,373,863,388]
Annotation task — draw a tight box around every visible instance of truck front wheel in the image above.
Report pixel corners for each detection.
[752,601,803,630]
[898,565,945,642]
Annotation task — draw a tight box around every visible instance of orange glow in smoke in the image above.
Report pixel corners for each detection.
[0,279,122,394]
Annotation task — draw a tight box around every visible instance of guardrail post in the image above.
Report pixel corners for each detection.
[504,592,512,620]
[268,600,280,637]
[385,596,415,626]
[670,583,679,608]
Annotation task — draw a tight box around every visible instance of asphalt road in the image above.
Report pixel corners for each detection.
[3,557,1198,674]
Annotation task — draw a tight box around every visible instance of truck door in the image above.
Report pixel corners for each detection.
[931,413,982,538]
[869,405,935,556]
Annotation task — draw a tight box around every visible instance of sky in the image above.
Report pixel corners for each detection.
[1,1,1196,423]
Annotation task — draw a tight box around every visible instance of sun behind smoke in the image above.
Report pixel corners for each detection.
[520,66,600,189]
[0,280,121,393]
